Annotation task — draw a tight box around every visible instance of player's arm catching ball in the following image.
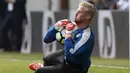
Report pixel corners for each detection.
[43,19,71,43]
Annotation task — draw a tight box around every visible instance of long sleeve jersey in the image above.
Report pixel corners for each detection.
[43,25,95,73]
[64,26,94,72]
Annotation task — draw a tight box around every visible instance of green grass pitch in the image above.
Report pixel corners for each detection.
[0,52,130,73]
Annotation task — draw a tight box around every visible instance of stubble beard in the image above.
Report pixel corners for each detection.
[74,19,83,24]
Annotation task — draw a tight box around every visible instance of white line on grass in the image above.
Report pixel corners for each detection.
[0,58,41,62]
[91,64,129,69]
[0,58,129,69]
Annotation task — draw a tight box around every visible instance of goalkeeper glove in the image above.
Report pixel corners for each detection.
[65,22,76,39]
[54,19,71,31]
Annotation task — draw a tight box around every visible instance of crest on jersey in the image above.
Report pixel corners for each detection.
[76,33,81,38]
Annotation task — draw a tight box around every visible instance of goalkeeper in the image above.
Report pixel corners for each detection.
[29,1,96,73]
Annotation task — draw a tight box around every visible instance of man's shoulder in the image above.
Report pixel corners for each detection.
[82,27,94,40]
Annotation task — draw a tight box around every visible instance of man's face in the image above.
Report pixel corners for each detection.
[75,6,87,24]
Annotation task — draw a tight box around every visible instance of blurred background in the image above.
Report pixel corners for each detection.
[0,0,129,73]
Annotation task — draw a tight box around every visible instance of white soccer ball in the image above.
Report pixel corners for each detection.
[55,22,77,45]
[56,29,66,45]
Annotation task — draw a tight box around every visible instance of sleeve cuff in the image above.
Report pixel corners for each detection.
[65,38,73,42]
[52,25,59,32]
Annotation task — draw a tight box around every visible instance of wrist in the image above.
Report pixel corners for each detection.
[54,21,62,31]
[54,26,64,31]
[65,30,72,39]
[66,30,72,34]
[54,26,60,31]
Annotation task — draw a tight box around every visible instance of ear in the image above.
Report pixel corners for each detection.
[86,15,91,20]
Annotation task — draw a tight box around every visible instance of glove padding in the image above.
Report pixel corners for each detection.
[54,19,71,31]
[65,22,76,39]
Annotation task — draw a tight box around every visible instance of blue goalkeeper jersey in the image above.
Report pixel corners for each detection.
[43,25,95,72]
[64,26,94,72]
[43,25,58,43]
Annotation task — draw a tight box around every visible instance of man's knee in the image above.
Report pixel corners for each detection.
[43,53,56,62]
[43,55,50,62]
[43,55,53,66]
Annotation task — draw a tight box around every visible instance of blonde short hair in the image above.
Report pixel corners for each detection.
[79,1,96,20]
